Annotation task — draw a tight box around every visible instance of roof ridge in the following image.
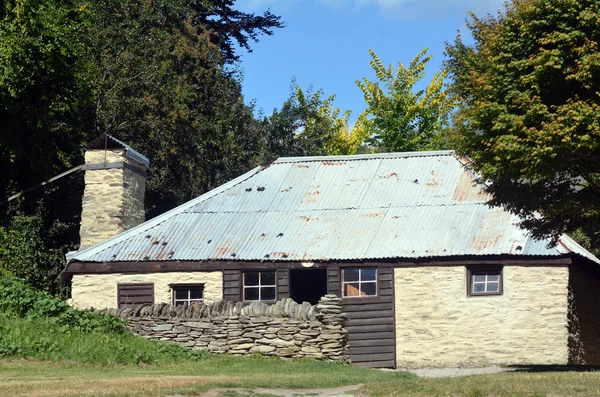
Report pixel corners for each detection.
[273,150,455,164]
[181,202,493,215]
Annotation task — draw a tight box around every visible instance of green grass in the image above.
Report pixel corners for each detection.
[1,357,600,397]
[0,312,204,365]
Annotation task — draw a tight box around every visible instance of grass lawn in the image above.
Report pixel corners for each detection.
[1,356,600,397]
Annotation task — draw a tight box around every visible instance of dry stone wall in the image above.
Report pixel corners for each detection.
[93,295,348,361]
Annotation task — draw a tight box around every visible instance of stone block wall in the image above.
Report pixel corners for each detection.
[71,271,223,309]
[80,149,147,249]
[93,295,348,361]
[394,265,570,368]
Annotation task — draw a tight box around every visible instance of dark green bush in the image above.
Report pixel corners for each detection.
[0,276,125,333]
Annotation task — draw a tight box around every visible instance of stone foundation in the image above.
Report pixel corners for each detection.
[94,295,348,361]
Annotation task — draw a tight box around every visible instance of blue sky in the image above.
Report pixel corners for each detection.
[235,0,505,121]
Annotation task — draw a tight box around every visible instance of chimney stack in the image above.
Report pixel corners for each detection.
[79,134,149,249]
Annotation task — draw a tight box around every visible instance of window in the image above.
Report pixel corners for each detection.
[467,267,503,296]
[118,283,154,308]
[243,271,276,301]
[342,268,377,297]
[172,285,204,306]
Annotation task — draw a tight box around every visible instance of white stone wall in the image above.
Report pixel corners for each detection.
[79,149,146,249]
[71,271,223,309]
[394,265,570,368]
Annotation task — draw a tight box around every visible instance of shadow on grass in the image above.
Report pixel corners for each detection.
[508,365,600,373]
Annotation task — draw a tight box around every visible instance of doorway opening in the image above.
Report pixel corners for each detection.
[290,268,327,305]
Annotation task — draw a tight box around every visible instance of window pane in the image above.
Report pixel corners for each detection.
[189,288,203,300]
[473,274,486,282]
[487,274,500,282]
[473,283,485,293]
[175,289,188,300]
[486,282,499,292]
[344,283,361,297]
[361,268,377,281]
[245,272,259,286]
[244,287,259,300]
[174,300,185,306]
[344,268,360,282]
[261,286,276,300]
[360,282,377,296]
[261,271,276,286]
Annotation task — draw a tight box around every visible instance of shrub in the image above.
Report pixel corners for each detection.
[0,276,125,334]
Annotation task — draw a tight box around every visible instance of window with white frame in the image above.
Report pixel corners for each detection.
[468,267,503,296]
[243,271,276,301]
[342,268,377,297]
[172,284,204,306]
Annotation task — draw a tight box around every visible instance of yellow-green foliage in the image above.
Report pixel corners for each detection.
[356,49,453,152]
[294,86,370,155]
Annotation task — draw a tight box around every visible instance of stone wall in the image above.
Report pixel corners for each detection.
[71,271,223,309]
[80,149,147,249]
[394,265,570,368]
[568,261,600,364]
[94,295,348,361]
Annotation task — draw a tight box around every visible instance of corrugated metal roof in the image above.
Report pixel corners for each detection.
[68,150,595,264]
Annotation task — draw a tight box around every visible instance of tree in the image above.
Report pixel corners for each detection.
[445,0,600,251]
[356,49,453,152]
[0,0,284,290]
[0,0,95,201]
[260,83,369,160]
[88,0,270,216]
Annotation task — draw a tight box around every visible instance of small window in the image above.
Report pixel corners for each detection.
[118,283,154,308]
[468,267,503,296]
[171,285,204,306]
[342,267,377,297]
[243,271,276,301]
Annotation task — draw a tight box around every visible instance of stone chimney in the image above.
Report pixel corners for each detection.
[79,134,149,249]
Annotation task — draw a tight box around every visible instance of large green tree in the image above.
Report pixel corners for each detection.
[445,0,600,251]
[0,0,283,290]
[88,0,276,215]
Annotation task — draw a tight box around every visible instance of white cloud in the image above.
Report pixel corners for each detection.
[239,0,505,16]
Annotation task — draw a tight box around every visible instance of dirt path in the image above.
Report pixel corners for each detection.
[171,384,364,397]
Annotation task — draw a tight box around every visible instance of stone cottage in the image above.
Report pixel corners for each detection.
[62,135,600,368]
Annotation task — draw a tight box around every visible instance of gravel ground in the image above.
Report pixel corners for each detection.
[177,384,364,397]
[405,366,514,378]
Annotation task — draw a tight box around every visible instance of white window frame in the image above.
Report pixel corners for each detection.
[171,284,204,306]
[342,267,378,298]
[243,271,277,301]
[467,267,503,296]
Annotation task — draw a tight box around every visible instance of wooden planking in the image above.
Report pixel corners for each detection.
[343,302,394,311]
[339,264,395,369]
[347,345,395,355]
[223,269,241,301]
[354,360,396,369]
[346,324,395,333]
[348,338,395,348]
[347,317,393,326]
[345,309,393,319]
[327,267,340,296]
[347,331,394,341]
[277,269,290,299]
[348,352,397,362]
[117,283,154,308]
